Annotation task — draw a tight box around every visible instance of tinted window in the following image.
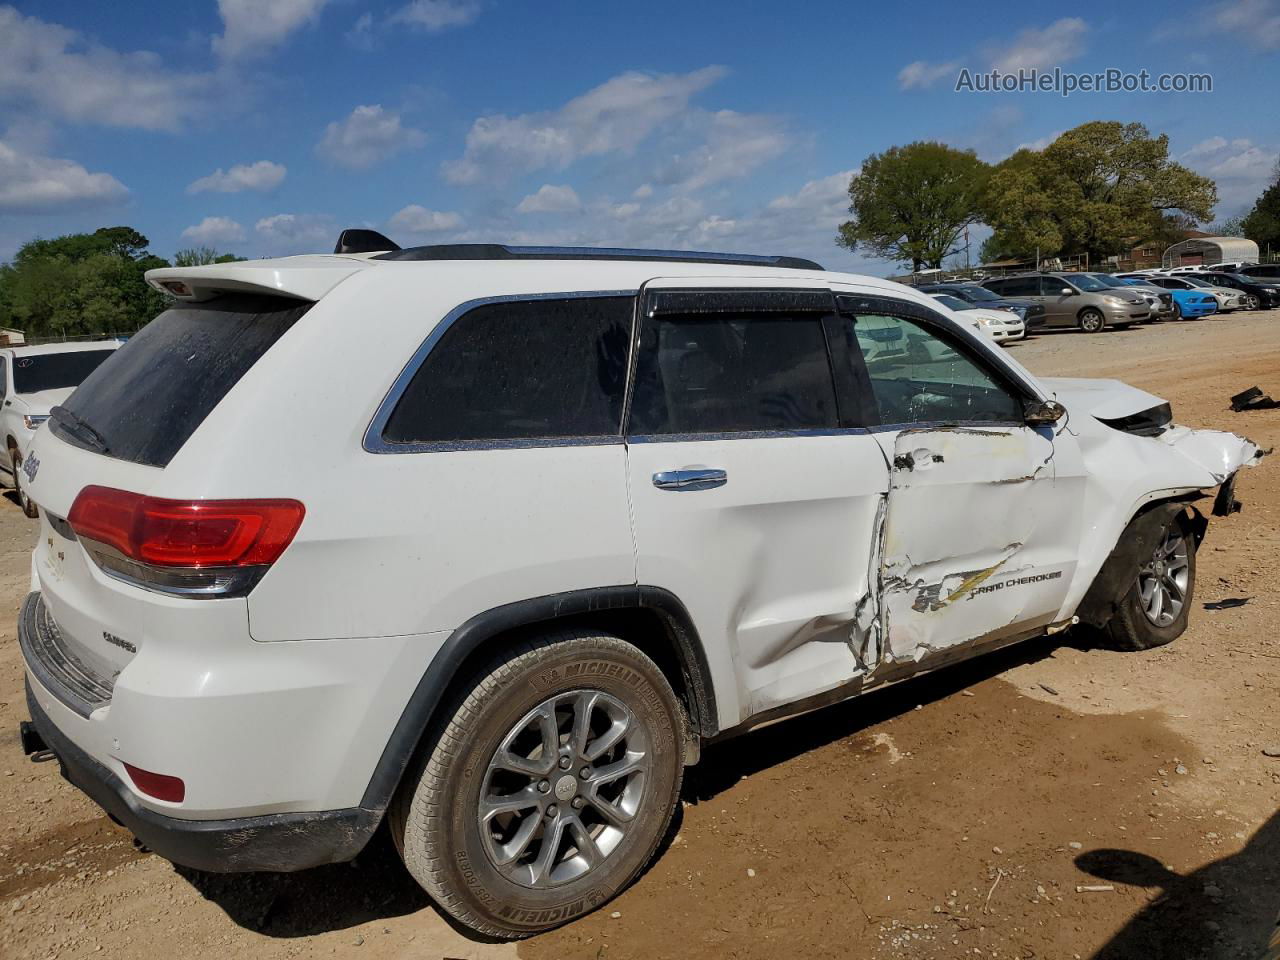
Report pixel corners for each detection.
[52,295,308,468]
[991,277,1041,297]
[383,296,632,444]
[845,313,1022,425]
[955,285,1003,303]
[12,350,115,394]
[629,312,837,435]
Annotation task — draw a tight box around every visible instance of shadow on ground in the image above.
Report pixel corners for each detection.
[1079,811,1280,959]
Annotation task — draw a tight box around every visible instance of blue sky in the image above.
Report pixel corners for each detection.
[0,0,1276,273]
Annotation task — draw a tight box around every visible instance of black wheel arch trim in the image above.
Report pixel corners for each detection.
[358,585,718,815]
[1075,499,1205,628]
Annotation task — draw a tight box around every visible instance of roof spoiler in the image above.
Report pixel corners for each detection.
[334,229,401,255]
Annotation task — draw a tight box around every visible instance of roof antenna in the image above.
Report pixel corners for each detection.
[334,229,401,254]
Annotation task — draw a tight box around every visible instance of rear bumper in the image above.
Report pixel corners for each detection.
[24,681,378,873]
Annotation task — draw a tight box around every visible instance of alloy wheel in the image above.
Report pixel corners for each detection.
[1138,527,1190,627]
[478,690,649,889]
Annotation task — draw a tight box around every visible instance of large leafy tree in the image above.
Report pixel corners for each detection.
[0,226,171,337]
[1241,162,1280,256]
[173,246,246,266]
[982,122,1218,263]
[837,142,989,272]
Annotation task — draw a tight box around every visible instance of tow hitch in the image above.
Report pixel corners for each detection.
[19,720,49,757]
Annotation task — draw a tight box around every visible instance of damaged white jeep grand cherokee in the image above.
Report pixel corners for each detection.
[17,239,1261,938]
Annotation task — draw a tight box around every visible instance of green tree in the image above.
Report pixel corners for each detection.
[173,246,246,266]
[0,226,170,337]
[837,142,989,272]
[982,122,1218,263]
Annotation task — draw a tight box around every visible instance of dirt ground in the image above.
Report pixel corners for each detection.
[2,313,1279,960]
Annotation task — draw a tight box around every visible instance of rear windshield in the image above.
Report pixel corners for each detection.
[12,350,116,394]
[51,294,309,468]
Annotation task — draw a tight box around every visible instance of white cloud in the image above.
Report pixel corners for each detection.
[180,216,246,245]
[1183,136,1276,179]
[213,0,329,59]
[0,7,209,131]
[766,170,855,215]
[346,12,375,50]
[391,0,481,31]
[516,184,582,214]
[188,160,287,194]
[1181,135,1279,216]
[255,213,338,254]
[317,104,426,170]
[632,183,654,199]
[1213,0,1280,50]
[445,66,727,184]
[990,18,1089,72]
[387,205,464,234]
[0,140,128,213]
[656,109,790,191]
[898,60,962,90]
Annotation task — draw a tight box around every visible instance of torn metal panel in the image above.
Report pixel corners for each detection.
[874,426,1074,664]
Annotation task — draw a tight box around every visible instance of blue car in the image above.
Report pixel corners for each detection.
[1120,278,1217,319]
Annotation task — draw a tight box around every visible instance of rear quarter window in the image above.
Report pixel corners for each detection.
[51,294,309,468]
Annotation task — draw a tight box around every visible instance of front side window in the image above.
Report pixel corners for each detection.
[383,296,633,444]
[628,311,838,435]
[843,313,1022,425]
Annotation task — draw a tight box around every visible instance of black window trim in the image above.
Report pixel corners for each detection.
[625,286,865,444]
[833,292,1043,431]
[364,290,638,455]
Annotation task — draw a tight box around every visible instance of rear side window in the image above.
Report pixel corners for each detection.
[382,296,633,444]
[991,277,1040,297]
[12,350,115,394]
[51,295,308,468]
[628,312,838,435]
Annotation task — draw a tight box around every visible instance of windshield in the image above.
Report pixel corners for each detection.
[1063,274,1108,292]
[12,350,116,394]
[955,285,1002,302]
[1181,277,1211,288]
[932,295,972,311]
[1090,274,1130,288]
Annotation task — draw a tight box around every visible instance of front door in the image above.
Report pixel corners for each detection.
[831,290,1079,666]
[624,281,890,725]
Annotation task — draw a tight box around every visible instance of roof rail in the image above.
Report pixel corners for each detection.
[371,243,824,270]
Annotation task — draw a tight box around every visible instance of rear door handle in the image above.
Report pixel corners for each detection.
[652,468,727,492]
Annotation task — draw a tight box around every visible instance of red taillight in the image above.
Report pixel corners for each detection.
[122,762,185,803]
[68,486,304,569]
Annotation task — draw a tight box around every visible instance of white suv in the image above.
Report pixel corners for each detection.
[17,242,1261,938]
[0,341,121,517]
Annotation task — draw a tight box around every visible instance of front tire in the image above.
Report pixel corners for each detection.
[1104,510,1197,651]
[1244,294,1260,311]
[1078,308,1106,333]
[11,452,38,518]
[392,630,685,939]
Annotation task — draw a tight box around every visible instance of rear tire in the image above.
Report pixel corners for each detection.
[391,630,685,939]
[1104,510,1197,651]
[1078,309,1106,333]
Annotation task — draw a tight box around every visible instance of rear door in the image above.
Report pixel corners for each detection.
[624,280,890,724]
[831,289,1079,665]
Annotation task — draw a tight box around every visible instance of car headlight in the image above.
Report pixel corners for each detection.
[1008,305,1027,319]
[22,414,49,430]
[1104,295,1127,305]
[977,317,997,326]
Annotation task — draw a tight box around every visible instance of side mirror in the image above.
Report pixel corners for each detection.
[1059,287,1074,296]
[1024,399,1066,426]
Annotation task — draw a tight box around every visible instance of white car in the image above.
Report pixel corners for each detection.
[16,241,1262,939]
[1139,275,1249,312]
[927,293,1026,342]
[0,341,121,517]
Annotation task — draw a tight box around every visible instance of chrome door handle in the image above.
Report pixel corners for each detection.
[652,469,727,491]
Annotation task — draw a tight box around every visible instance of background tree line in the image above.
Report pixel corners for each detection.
[837,120,1280,271]
[0,228,243,339]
